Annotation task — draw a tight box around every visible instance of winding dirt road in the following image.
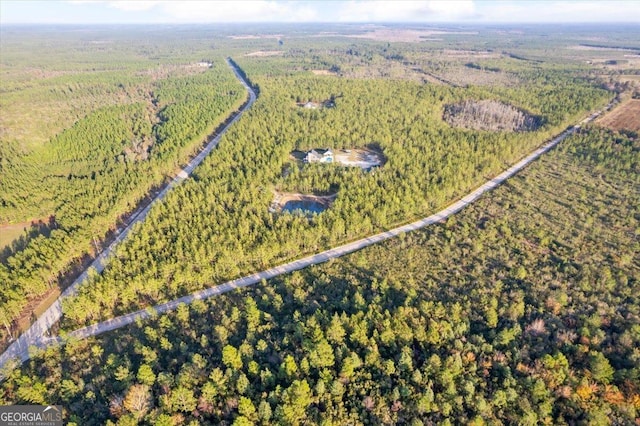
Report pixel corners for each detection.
[0,71,613,371]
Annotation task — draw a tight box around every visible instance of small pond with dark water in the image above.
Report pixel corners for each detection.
[282,200,328,214]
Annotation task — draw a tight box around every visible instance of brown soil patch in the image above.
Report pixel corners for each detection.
[620,75,640,81]
[334,148,384,169]
[245,50,284,57]
[412,69,450,85]
[599,74,640,84]
[597,99,640,132]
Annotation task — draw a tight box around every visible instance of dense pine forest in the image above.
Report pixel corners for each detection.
[2,127,638,424]
[57,38,610,331]
[1,24,639,424]
[0,28,247,340]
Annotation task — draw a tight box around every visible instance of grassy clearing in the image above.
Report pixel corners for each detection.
[0,223,28,249]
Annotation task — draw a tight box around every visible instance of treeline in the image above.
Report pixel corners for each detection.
[0,59,246,340]
[2,127,637,424]
[57,55,609,329]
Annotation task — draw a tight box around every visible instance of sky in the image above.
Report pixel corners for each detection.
[1,0,639,25]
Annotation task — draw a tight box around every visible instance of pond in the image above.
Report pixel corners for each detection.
[282,199,328,215]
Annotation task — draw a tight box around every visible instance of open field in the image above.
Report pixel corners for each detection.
[228,34,283,40]
[311,69,337,76]
[570,44,640,52]
[245,50,284,57]
[617,74,640,82]
[597,99,640,132]
[0,223,28,250]
[346,28,477,42]
[0,217,54,253]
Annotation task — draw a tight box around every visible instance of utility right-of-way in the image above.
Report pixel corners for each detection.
[0,81,613,371]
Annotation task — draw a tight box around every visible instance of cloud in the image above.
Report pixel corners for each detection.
[64,0,315,22]
[64,0,475,23]
[68,0,160,11]
[58,0,640,23]
[476,1,640,23]
[160,1,318,23]
[105,1,161,12]
[336,1,475,22]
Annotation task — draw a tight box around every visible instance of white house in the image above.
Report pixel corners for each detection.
[304,149,334,163]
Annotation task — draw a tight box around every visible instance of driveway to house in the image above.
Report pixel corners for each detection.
[0,58,256,370]
[0,88,614,371]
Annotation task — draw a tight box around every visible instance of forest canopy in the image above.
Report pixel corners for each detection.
[1,24,638,425]
[2,126,638,425]
[0,39,246,342]
[0,24,616,347]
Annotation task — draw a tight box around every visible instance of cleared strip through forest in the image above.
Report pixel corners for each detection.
[0,58,257,371]
[0,99,614,371]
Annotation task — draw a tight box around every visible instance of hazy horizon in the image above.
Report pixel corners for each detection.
[2,1,639,25]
